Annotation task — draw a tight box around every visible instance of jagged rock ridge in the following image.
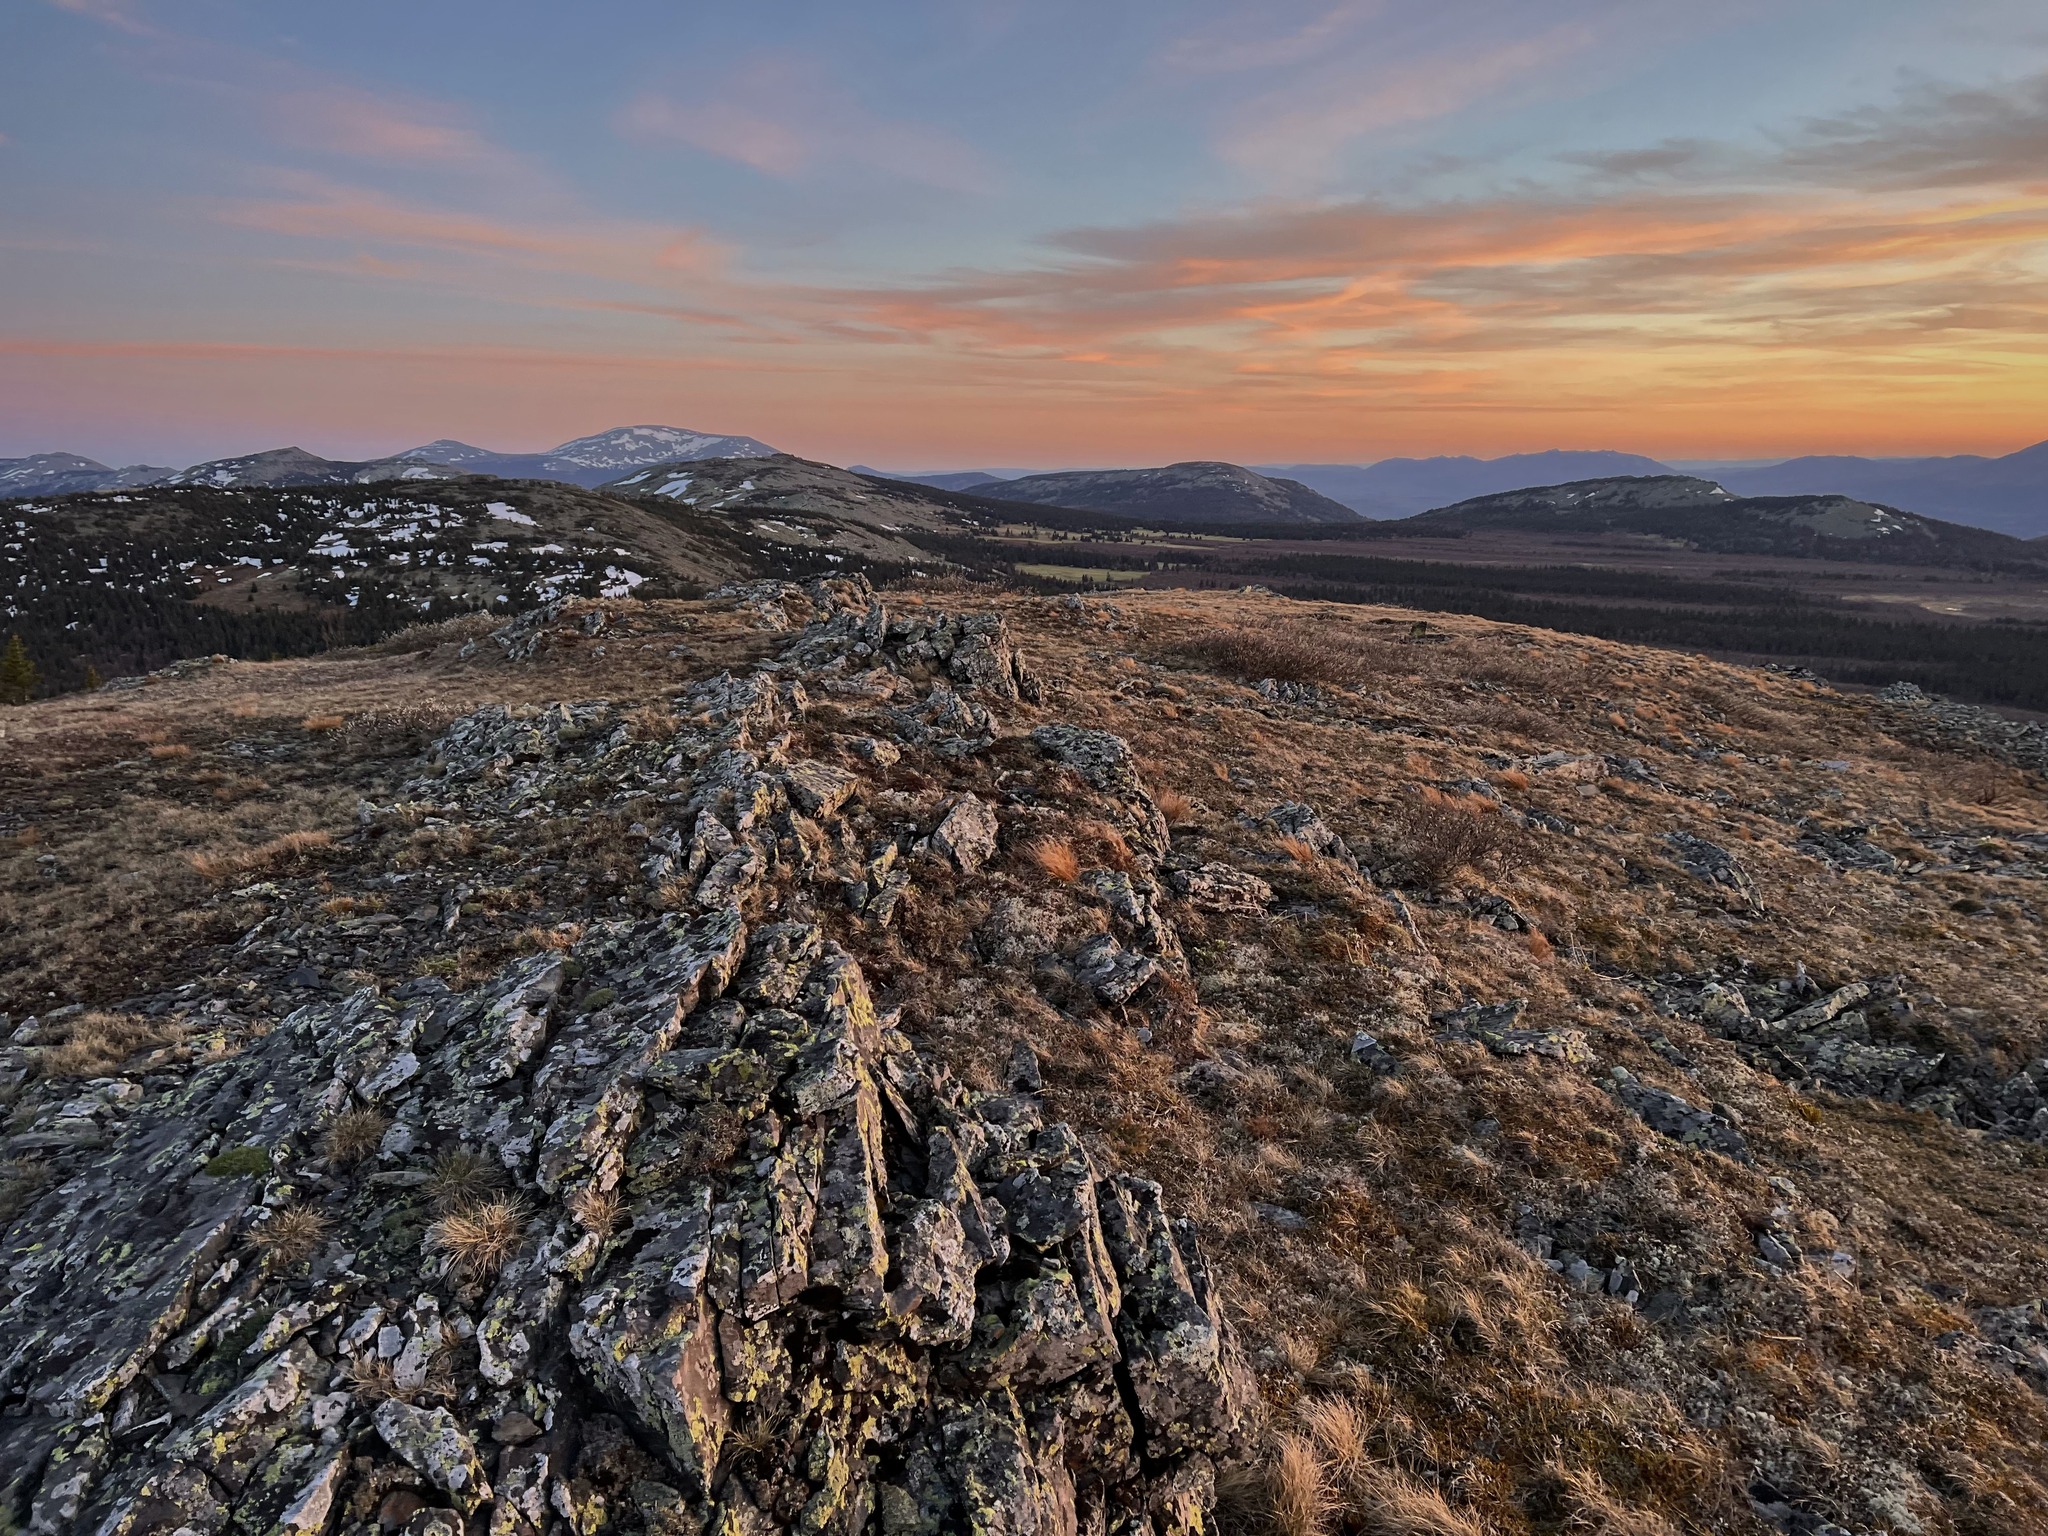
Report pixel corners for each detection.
[0,579,1247,1536]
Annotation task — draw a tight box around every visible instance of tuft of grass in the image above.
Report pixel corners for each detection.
[626,704,680,741]
[146,742,192,762]
[1025,836,1081,883]
[1277,835,1318,865]
[251,1204,329,1267]
[426,1198,525,1283]
[323,1106,389,1169]
[568,1183,622,1238]
[1352,1468,1485,1536]
[426,1147,505,1215]
[300,713,346,733]
[37,1012,185,1078]
[1269,1434,1334,1536]
[0,1158,52,1222]
[189,829,334,882]
[1156,787,1196,826]
[1299,1397,1369,1490]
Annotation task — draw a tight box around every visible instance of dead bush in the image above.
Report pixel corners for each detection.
[1384,788,1528,889]
[1951,759,2023,807]
[1179,624,1374,687]
[189,829,335,882]
[1157,787,1196,825]
[37,1012,185,1077]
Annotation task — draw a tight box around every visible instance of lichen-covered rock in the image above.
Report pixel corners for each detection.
[1432,999,1593,1065]
[1664,831,1763,913]
[930,793,999,873]
[374,1399,493,1513]
[1032,724,1170,856]
[1609,1067,1750,1161]
[1165,861,1274,914]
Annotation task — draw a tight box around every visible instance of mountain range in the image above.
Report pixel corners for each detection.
[879,442,2048,537]
[0,425,776,499]
[7,427,2048,535]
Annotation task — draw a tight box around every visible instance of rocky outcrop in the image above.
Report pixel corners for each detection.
[0,596,1246,1536]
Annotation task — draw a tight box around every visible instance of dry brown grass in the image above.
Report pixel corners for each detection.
[1025,836,1081,883]
[300,713,345,733]
[322,1106,389,1168]
[1157,786,1196,825]
[568,1182,623,1238]
[0,1158,52,1223]
[36,1012,185,1077]
[627,703,680,740]
[251,1204,329,1267]
[426,1198,526,1282]
[341,702,449,756]
[188,829,334,882]
[145,742,191,761]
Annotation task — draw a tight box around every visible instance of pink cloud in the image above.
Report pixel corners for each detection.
[617,55,989,192]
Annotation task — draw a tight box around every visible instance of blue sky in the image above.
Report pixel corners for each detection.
[4,0,2046,467]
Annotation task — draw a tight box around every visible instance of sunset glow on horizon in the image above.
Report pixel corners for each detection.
[4,1,2046,469]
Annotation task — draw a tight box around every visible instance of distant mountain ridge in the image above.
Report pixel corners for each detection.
[1696,441,2048,539]
[1258,451,1679,518]
[395,425,776,487]
[0,425,776,498]
[1406,474,2045,567]
[975,460,1362,525]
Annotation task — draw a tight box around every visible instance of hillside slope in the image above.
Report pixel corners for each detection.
[1408,475,2047,567]
[0,474,956,694]
[4,584,2048,1535]
[984,461,1363,525]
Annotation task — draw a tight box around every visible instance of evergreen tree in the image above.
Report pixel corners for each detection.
[0,634,36,704]
[84,663,104,691]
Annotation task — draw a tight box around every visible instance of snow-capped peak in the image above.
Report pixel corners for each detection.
[543,425,776,471]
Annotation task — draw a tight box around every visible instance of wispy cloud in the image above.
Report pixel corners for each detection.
[1217,24,1599,181]
[617,54,990,192]
[1160,2,1387,76]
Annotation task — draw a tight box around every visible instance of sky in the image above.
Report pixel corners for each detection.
[3,0,2047,470]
